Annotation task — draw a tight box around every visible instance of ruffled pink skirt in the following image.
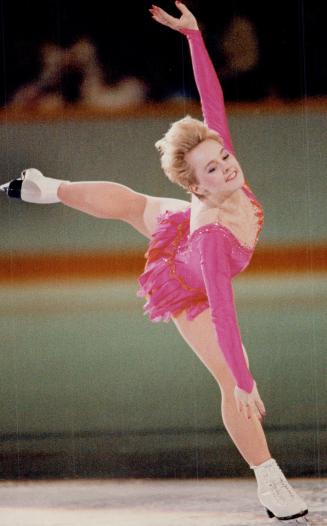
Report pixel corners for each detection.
[136,207,209,323]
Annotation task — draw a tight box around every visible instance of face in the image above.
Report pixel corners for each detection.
[185,139,244,201]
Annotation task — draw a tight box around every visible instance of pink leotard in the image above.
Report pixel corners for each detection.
[137,29,264,393]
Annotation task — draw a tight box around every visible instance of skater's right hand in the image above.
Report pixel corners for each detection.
[234,380,266,422]
[149,2,199,32]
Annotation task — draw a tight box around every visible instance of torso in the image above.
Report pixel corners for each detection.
[137,183,264,323]
[189,185,262,250]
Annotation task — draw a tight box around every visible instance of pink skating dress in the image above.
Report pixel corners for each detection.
[137,29,264,393]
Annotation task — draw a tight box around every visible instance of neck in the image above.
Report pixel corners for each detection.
[191,187,242,212]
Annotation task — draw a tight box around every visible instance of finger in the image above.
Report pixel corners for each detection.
[252,400,264,421]
[256,399,266,416]
[151,5,180,26]
[241,402,250,420]
[150,12,176,29]
[257,414,263,422]
[245,402,254,420]
[149,6,169,20]
[175,1,191,16]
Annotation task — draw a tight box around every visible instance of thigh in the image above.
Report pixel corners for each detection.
[127,192,190,239]
[59,182,190,240]
[172,308,250,388]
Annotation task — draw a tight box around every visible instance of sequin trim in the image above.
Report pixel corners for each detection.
[188,183,264,251]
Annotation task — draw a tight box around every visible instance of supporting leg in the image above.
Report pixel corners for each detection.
[220,383,272,467]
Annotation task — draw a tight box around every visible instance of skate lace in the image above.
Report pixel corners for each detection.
[262,464,299,502]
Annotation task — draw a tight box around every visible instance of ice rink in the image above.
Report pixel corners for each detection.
[0,477,325,526]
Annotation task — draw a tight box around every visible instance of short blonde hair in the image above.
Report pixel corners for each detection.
[155,115,223,197]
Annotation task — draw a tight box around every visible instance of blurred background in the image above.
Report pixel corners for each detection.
[0,0,326,480]
[1,0,327,108]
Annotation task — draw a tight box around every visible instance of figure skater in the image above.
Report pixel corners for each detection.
[1,1,309,523]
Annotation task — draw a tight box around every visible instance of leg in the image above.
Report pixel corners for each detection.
[58,181,190,239]
[172,308,272,467]
[171,310,310,521]
[57,181,150,234]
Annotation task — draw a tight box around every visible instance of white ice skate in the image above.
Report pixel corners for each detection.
[0,168,68,203]
[250,458,309,524]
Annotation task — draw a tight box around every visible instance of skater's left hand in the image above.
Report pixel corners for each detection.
[149,2,199,32]
[234,381,266,422]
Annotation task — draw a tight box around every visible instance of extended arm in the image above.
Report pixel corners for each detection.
[197,228,254,393]
[180,28,235,154]
[150,2,234,154]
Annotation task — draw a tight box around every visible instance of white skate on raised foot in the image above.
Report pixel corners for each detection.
[250,458,309,523]
[0,168,67,203]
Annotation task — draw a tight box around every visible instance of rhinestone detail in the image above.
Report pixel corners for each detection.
[188,183,264,251]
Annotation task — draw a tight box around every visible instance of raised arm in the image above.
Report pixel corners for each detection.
[180,28,235,154]
[150,2,235,154]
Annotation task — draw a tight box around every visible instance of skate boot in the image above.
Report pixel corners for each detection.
[0,168,68,203]
[250,458,309,523]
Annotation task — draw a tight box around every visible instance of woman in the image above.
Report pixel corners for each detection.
[1,1,309,522]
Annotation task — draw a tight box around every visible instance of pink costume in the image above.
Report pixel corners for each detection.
[137,29,264,394]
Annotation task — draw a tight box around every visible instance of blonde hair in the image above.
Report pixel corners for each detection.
[155,115,223,198]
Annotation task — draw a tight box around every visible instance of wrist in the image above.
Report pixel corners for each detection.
[236,376,254,394]
[179,27,200,36]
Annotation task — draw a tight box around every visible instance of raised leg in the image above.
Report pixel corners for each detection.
[58,181,190,239]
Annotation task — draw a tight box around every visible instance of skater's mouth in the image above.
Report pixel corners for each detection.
[225,170,237,182]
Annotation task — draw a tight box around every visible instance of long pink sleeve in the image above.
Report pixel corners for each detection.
[196,228,254,393]
[180,28,235,155]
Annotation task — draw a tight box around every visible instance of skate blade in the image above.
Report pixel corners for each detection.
[0,182,10,193]
[0,173,24,193]
[274,518,309,524]
[272,515,310,524]
[265,507,309,524]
